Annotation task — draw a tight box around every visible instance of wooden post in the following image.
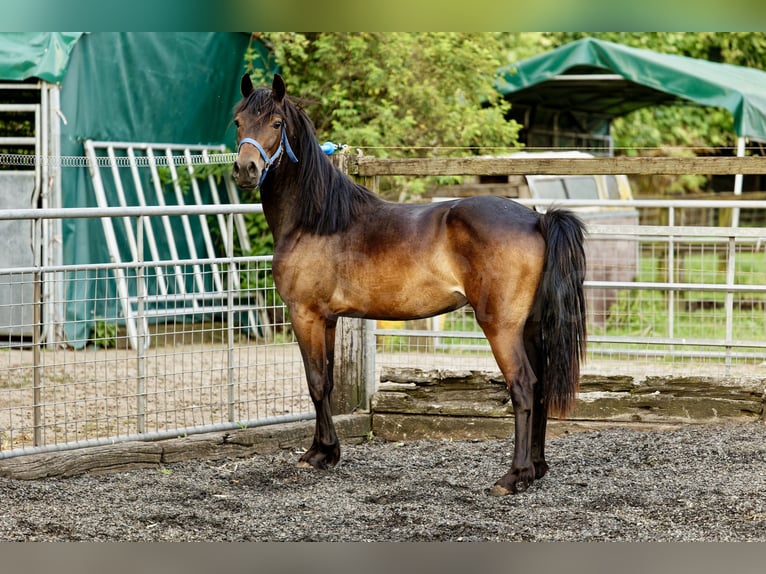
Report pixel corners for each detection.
[332,317,372,415]
[329,150,374,415]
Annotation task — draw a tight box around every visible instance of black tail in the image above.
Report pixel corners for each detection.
[537,208,587,417]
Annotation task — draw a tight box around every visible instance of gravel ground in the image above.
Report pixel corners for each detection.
[1,421,765,542]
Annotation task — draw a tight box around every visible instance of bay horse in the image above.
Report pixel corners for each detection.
[232,74,587,495]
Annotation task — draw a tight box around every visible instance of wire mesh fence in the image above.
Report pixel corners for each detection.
[0,208,311,457]
[2,199,766,459]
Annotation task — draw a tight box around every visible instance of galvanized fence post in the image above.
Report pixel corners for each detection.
[136,214,147,434]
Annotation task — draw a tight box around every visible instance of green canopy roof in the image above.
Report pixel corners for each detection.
[496,37,766,141]
[0,33,84,83]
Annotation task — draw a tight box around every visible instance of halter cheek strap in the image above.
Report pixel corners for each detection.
[237,128,299,188]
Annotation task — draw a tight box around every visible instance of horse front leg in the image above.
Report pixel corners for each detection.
[291,307,340,469]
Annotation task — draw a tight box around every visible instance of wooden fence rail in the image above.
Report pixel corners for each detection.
[350,156,766,177]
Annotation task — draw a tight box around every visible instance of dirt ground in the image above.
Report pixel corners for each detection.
[1,421,765,542]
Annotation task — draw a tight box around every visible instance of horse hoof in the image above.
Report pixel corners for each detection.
[515,480,530,493]
[296,461,313,469]
[489,484,512,497]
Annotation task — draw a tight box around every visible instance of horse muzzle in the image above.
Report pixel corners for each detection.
[232,156,263,190]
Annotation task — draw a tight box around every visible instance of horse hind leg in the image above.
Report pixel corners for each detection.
[525,318,549,480]
[481,323,538,495]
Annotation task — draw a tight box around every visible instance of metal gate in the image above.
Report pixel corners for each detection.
[83,140,262,349]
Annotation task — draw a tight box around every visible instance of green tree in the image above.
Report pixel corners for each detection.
[244,32,522,198]
[234,33,527,288]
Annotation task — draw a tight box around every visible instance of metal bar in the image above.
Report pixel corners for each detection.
[136,216,147,434]
[32,97,43,440]
[668,207,675,342]
[589,334,766,349]
[127,302,268,318]
[146,147,189,298]
[127,146,168,295]
[89,140,228,152]
[0,82,42,90]
[732,136,745,228]
[724,235,737,373]
[46,83,65,348]
[519,198,766,210]
[0,103,40,111]
[227,212,236,423]
[83,140,139,350]
[0,203,255,220]
[0,137,36,145]
[39,86,52,346]
[584,280,766,293]
[32,217,43,447]
[0,412,316,461]
[0,254,273,275]
[434,343,766,359]
[183,148,224,293]
[588,224,766,238]
[375,329,766,351]
[202,149,233,253]
[584,348,766,360]
[5,203,766,226]
[164,148,206,297]
[106,145,139,261]
[587,234,764,245]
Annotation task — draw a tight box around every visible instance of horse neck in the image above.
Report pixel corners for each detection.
[259,165,304,244]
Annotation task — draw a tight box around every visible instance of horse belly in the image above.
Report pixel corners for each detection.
[330,268,468,320]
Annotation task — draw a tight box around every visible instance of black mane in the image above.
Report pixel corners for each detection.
[236,87,378,235]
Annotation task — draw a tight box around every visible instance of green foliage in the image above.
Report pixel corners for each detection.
[92,318,118,348]
[246,33,520,157]
[155,159,274,258]
[245,33,523,199]
[156,162,230,193]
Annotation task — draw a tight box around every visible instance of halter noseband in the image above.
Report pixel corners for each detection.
[237,127,299,188]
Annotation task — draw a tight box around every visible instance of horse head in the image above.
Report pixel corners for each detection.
[232,73,298,190]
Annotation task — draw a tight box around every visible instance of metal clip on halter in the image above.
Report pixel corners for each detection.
[320,142,348,156]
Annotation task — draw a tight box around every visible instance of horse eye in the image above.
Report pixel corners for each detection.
[273,120,283,129]
[233,119,240,128]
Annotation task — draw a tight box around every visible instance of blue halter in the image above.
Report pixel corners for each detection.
[237,127,299,188]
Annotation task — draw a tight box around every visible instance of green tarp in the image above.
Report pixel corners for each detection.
[496,37,766,141]
[58,32,252,346]
[0,33,83,82]
[2,32,262,347]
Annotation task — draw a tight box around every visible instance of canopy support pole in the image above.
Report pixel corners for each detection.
[732,136,745,228]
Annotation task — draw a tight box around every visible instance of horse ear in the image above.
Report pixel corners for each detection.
[272,74,286,103]
[240,73,254,98]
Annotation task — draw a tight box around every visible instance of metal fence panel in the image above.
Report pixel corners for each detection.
[0,205,312,458]
[3,198,766,460]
